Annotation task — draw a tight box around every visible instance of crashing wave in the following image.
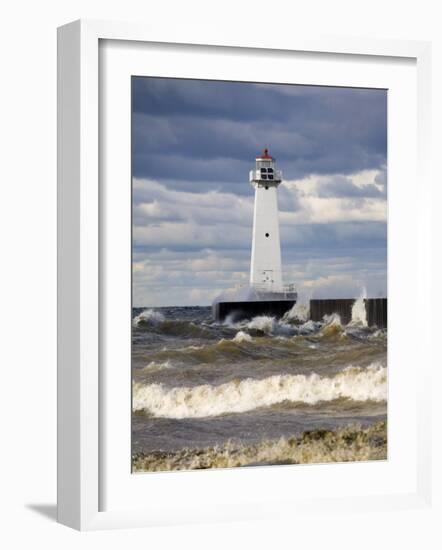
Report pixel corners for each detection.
[227,315,295,336]
[133,309,165,327]
[232,331,252,343]
[132,420,387,472]
[133,363,387,419]
[298,319,320,335]
[283,302,310,323]
[319,313,344,338]
[350,290,368,327]
[246,315,276,334]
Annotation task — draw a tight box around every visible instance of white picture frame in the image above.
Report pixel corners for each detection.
[57,19,434,531]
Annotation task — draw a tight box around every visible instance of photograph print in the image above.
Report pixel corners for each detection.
[131,77,387,473]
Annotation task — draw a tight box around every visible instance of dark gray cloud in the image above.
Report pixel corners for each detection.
[132,78,387,191]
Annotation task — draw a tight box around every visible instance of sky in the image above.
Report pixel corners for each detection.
[132,77,387,307]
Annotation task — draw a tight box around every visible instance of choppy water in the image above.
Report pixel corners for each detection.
[132,301,387,472]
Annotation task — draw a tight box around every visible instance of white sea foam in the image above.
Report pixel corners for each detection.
[222,312,240,327]
[233,331,252,343]
[350,289,368,326]
[244,315,294,336]
[369,329,386,340]
[298,319,319,334]
[246,315,275,333]
[133,363,387,419]
[133,421,387,471]
[133,309,165,327]
[143,360,173,372]
[322,312,342,326]
[284,302,310,323]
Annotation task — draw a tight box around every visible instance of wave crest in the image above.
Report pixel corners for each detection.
[232,331,252,343]
[133,310,210,338]
[237,315,294,336]
[133,363,387,419]
[283,302,310,323]
[133,309,165,327]
[142,360,173,372]
[132,420,387,472]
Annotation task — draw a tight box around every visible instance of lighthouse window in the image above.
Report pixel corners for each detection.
[261,168,268,174]
[268,175,274,180]
[265,233,270,237]
[267,168,274,173]
[261,174,268,180]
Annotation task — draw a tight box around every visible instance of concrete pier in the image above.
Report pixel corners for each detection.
[310,298,387,328]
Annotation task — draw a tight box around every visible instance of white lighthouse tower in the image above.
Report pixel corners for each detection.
[212,148,296,321]
[249,148,283,292]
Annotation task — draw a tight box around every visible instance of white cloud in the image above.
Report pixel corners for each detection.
[300,274,364,299]
[282,169,387,225]
[132,172,387,306]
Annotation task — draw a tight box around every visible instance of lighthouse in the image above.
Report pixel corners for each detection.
[249,149,283,291]
[212,149,297,322]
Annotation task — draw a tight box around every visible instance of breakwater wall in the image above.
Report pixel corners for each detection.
[309,298,387,328]
[213,300,296,323]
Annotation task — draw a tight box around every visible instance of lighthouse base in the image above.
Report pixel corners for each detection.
[212,299,296,323]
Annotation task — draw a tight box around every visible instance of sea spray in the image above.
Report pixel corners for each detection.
[320,313,343,337]
[284,302,310,323]
[133,308,165,327]
[351,289,368,327]
[246,315,275,334]
[245,315,294,336]
[133,363,387,419]
[233,331,252,343]
[298,319,319,335]
[322,312,342,326]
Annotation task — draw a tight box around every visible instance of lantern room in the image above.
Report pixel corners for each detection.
[249,148,282,187]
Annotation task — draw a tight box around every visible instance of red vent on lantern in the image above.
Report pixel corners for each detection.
[256,148,273,160]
